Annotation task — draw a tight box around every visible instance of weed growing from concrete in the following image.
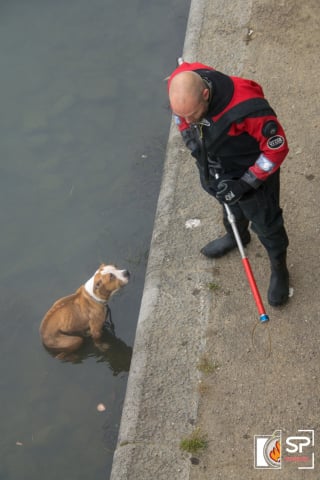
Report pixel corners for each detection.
[207,281,220,291]
[197,355,219,374]
[180,428,208,454]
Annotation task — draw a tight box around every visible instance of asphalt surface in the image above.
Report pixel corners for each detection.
[110,1,320,479]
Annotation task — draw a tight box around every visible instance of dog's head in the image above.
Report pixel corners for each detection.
[91,264,130,302]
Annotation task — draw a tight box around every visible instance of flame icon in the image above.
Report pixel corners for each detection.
[269,440,281,463]
[262,430,282,468]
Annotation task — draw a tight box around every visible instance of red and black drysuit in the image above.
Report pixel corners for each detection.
[168,61,289,260]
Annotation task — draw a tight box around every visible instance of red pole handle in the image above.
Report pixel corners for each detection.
[242,257,269,321]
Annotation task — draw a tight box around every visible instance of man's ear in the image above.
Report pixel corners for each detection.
[203,88,210,101]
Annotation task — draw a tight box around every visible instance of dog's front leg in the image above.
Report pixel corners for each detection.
[90,318,110,352]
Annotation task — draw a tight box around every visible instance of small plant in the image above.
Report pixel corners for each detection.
[119,440,129,447]
[180,428,208,454]
[197,355,219,374]
[207,282,220,291]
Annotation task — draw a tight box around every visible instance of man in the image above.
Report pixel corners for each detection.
[168,60,290,307]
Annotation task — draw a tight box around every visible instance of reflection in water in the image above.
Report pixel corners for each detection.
[86,331,133,376]
[45,324,133,376]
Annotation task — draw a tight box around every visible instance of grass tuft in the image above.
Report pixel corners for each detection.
[197,355,219,374]
[180,428,208,454]
[207,282,220,291]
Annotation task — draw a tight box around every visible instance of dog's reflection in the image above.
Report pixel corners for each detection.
[87,330,133,376]
[45,310,133,376]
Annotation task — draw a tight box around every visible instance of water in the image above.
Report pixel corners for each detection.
[0,1,190,478]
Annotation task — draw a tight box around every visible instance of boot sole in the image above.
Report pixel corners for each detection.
[268,296,289,307]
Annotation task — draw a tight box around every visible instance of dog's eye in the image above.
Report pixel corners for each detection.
[109,273,115,280]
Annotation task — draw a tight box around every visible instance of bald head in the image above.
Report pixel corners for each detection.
[169,71,210,124]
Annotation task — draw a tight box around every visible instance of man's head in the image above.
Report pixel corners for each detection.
[169,71,210,124]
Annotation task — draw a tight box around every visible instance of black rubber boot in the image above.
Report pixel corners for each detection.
[267,253,289,306]
[201,230,251,258]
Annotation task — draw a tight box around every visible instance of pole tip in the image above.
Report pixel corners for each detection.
[259,314,269,323]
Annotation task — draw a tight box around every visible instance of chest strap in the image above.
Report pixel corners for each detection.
[198,97,276,182]
[205,97,276,153]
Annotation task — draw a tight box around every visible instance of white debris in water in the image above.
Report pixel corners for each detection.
[97,403,106,412]
[185,218,201,229]
[289,287,294,298]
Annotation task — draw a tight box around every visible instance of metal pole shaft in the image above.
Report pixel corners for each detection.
[223,202,269,322]
[223,203,246,258]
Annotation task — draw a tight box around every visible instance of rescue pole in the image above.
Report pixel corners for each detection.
[223,201,269,322]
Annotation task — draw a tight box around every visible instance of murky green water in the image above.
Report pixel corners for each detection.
[0,1,190,478]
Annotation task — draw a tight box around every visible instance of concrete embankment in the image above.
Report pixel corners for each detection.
[111,0,320,479]
[110,2,213,478]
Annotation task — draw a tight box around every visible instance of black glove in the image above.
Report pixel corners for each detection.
[216,178,252,205]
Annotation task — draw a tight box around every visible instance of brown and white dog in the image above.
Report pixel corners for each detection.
[39,264,130,355]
